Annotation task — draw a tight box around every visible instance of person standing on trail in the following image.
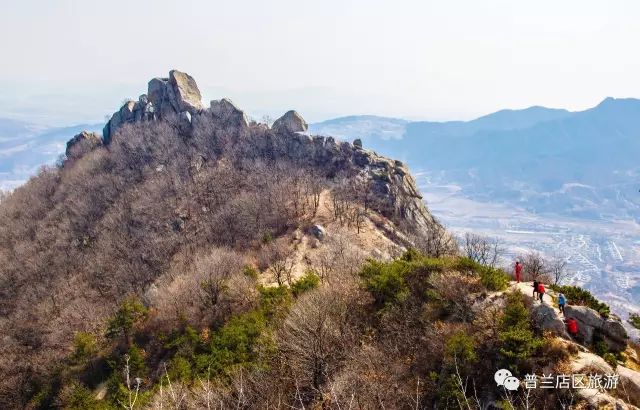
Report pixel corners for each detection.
[538,282,546,303]
[558,292,566,314]
[514,261,522,283]
[532,280,539,299]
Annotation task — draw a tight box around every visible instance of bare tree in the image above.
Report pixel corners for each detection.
[549,256,568,285]
[521,252,551,282]
[277,286,355,396]
[261,242,295,286]
[461,232,503,267]
[119,355,142,410]
[413,222,458,258]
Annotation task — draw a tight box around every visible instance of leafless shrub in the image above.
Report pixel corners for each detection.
[411,221,458,257]
[260,242,295,286]
[549,256,568,285]
[152,248,256,328]
[430,271,482,322]
[521,251,552,282]
[461,232,503,267]
[277,286,361,400]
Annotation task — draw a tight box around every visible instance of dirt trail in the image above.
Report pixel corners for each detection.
[511,280,563,315]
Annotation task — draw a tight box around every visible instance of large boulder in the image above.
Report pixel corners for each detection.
[272,110,308,133]
[147,77,170,112]
[65,131,103,159]
[210,98,248,127]
[169,70,203,113]
[531,302,570,338]
[309,224,326,241]
[565,305,628,352]
[618,366,640,407]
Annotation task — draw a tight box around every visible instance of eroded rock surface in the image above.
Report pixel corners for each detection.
[272,110,308,133]
[65,131,102,159]
[565,305,628,352]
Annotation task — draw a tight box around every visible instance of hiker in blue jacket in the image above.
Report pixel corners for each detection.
[558,292,566,315]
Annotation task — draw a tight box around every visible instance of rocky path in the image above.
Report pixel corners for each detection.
[511,280,563,316]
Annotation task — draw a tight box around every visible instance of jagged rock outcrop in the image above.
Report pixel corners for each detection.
[210,98,248,127]
[168,70,203,113]
[565,305,628,351]
[65,131,102,159]
[272,110,308,133]
[92,70,440,235]
[104,70,203,143]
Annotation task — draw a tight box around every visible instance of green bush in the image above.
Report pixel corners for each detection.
[290,270,320,297]
[498,292,542,370]
[126,344,147,378]
[243,265,259,279]
[550,285,610,318]
[58,383,109,410]
[452,257,509,291]
[359,259,411,306]
[195,310,271,377]
[444,331,476,363]
[258,285,292,319]
[603,353,618,369]
[629,313,640,329]
[73,331,98,364]
[478,266,510,291]
[167,356,192,382]
[105,297,148,344]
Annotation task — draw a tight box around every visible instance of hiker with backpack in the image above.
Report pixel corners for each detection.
[566,317,578,338]
[538,282,546,303]
[558,292,566,314]
[532,280,539,299]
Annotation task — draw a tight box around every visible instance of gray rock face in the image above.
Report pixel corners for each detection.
[178,111,192,133]
[65,131,102,159]
[532,302,570,338]
[309,224,326,240]
[169,70,203,113]
[353,138,363,148]
[618,366,640,407]
[272,110,308,133]
[103,70,203,142]
[564,305,628,351]
[210,98,248,127]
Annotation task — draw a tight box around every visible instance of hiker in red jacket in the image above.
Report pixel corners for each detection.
[514,261,522,283]
[566,317,578,337]
[537,282,546,303]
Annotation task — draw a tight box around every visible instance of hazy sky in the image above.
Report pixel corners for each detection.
[1,0,639,125]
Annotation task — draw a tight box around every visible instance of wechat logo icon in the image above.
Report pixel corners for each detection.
[495,369,520,391]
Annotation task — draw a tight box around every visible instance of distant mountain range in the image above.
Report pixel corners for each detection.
[0,119,102,190]
[3,98,640,221]
[311,97,640,220]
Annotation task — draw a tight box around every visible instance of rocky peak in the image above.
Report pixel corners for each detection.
[210,98,248,127]
[103,69,204,142]
[168,70,204,113]
[272,110,308,133]
[65,131,102,159]
[91,70,440,235]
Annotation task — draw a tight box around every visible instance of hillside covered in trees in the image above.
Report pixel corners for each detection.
[1,71,639,409]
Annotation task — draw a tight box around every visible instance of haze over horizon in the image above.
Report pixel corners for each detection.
[2,0,640,125]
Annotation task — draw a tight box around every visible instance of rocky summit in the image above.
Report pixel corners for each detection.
[92,69,439,236]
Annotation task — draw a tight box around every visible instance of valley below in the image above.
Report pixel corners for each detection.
[418,174,640,326]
